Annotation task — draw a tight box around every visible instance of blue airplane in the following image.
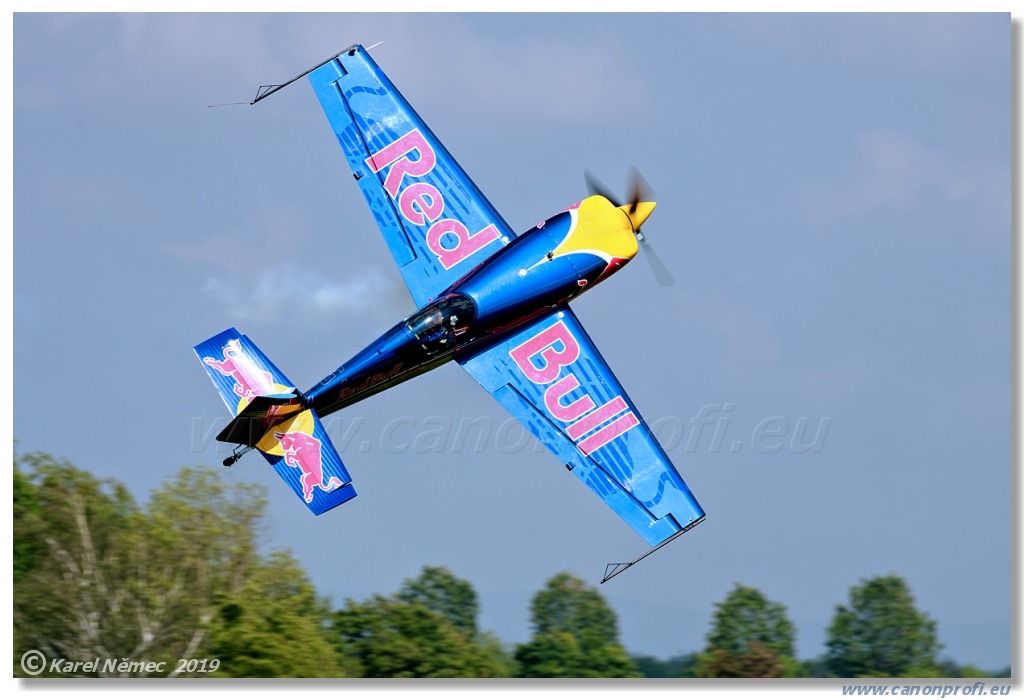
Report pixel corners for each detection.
[195,44,705,581]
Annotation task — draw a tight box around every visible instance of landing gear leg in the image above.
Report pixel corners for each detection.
[223,445,254,467]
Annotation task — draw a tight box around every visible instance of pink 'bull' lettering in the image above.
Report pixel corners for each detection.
[510,319,639,455]
[275,431,344,503]
[203,338,274,403]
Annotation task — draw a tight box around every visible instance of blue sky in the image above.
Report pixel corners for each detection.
[12,12,1013,669]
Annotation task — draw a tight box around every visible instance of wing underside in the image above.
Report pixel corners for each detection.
[308,45,516,307]
[457,307,705,547]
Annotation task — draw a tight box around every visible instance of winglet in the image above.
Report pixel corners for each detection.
[250,44,360,105]
[600,515,706,584]
[602,563,632,583]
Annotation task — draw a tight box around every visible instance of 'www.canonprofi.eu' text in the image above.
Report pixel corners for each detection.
[842,682,1010,697]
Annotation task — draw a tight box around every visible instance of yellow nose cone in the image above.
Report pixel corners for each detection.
[619,201,656,232]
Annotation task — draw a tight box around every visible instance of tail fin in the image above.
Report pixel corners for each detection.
[194,328,357,515]
[195,328,296,415]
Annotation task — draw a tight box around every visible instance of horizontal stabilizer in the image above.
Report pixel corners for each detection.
[256,408,356,515]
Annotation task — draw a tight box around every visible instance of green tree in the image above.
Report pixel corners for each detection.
[205,551,344,677]
[141,465,268,674]
[396,565,479,636]
[825,574,941,677]
[13,463,42,582]
[705,583,795,657]
[13,453,334,678]
[515,630,584,677]
[930,659,991,678]
[14,452,149,675]
[693,583,799,678]
[514,572,639,678]
[631,652,699,678]
[695,642,790,678]
[330,595,508,677]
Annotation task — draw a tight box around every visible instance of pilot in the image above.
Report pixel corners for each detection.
[418,309,446,351]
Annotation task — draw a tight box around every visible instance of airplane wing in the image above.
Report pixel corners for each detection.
[308,45,517,307]
[457,307,705,549]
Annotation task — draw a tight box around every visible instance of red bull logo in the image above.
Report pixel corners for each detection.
[365,128,501,270]
[275,430,343,503]
[203,339,274,404]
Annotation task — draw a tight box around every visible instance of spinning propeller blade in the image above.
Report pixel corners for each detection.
[585,169,676,287]
[584,170,622,208]
[639,237,676,287]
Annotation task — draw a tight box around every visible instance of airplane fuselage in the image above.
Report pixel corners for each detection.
[304,195,645,417]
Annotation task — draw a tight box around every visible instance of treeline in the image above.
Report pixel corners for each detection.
[12,453,1008,678]
[632,582,1008,678]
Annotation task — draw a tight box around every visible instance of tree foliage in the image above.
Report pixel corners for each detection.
[17,453,997,679]
[396,565,479,637]
[330,595,509,677]
[825,574,941,677]
[15,452,159,675]
[13,465,43,582]
[204,551,344,677]
[12,452,333,677]
[694,583,799,678]
[631,653,699,678]
[697,642,788,678]
[705,583,796,657]
[514,572,639,678]
[329,565,511,677]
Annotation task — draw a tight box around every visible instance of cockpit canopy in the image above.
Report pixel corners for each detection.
[404,293,477,355]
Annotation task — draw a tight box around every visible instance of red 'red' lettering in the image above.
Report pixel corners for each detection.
[509,320,581,384]
[427,220,501,270]
[543,374,596,422]
[398,182,444,226]
[365,129,437,198]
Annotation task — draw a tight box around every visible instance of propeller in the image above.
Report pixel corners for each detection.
[584,169,676,287]
[584,170,622,208]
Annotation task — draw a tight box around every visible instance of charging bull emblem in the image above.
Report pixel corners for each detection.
[275,431,344,502]
[204,338,274,403]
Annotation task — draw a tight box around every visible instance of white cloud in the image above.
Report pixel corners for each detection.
[161,205,408,326]
[201,263,399,325]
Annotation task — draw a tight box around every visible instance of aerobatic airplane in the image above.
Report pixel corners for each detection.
[195,44,705,581]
